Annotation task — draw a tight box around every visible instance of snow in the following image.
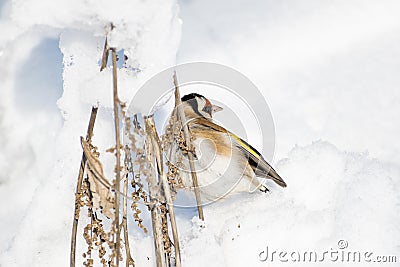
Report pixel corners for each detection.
[178,0,400,164]
[1,0,400,266]
[175,141,400,267]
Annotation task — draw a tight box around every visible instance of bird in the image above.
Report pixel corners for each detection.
[170,93,287,203]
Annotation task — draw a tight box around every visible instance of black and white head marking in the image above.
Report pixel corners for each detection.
[181,93,213,118]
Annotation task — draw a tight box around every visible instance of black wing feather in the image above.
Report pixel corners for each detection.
[234,136,287,187]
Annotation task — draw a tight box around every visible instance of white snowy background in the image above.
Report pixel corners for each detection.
[0,0,399,266]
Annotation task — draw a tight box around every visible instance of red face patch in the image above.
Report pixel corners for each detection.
[204,98,213,117]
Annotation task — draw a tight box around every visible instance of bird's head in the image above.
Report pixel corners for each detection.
[181,93,223,119]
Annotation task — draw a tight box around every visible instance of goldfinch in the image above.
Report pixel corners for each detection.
[173,93,286,202]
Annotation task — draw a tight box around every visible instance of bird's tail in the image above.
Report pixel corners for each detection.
[266,167,287,187]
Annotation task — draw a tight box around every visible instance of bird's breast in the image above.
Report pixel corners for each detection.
[179,130,254,202]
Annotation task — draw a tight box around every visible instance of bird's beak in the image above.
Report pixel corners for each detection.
[212,105,223,113]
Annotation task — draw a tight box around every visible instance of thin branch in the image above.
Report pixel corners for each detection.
[146,116,182,267]
[111,48,122,267]
[173,72,204,221]
[70,106,98,267]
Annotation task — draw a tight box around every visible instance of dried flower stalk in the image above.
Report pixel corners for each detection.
[111,47,122,267]
[81,142,116,267]
[82,137,115,219]
[72,37,190,267]
[122,171,135,267]
[124,115,149,233]
[146,115,182,267]
[162,109,185,200]
[71,106,98,267]
[160,203,171,265]
[144,116,168,267]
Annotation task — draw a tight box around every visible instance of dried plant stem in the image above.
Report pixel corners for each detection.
[173,72,204,221]
[111,48,122,267]
[144,116,167,267]
[71,106,98,267]
[100,37,110,72]
[122,173,134,267]
[146,116,182,267]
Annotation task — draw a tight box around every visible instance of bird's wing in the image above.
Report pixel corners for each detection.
[190,117,286,187]
[188,117,229,133]
[230,133,287,187]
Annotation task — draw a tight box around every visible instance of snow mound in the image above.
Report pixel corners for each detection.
[175,141,400,267]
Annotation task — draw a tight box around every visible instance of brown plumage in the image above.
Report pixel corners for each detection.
[187,116,287,190]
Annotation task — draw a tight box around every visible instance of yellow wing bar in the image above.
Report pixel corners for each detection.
[230,133,261,159]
